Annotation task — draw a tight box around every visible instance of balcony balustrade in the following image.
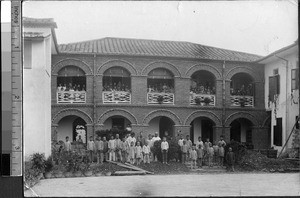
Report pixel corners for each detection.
[147,92,174,104]
[190,93,215,106]
[57,91,86,103]
[230,95,254,107]
[102,91,131,104]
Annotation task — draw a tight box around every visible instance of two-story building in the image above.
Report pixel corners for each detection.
[50,36,269,149]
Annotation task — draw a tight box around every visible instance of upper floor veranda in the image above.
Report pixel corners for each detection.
[51,53,265,109]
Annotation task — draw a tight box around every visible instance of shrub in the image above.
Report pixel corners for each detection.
[194,97,202,105]
[44,156,54,173]
[31,153,46,173]
[152,139,180,162]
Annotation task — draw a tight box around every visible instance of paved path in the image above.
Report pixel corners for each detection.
[25,173,300,197]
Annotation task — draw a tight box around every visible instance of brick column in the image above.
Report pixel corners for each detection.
[225,80,231,108]
[174,77,190,106]
[86,75,94,103]
[51,74,57,103]
[86,124,94,139]
[51,124,59,141]
[95,75,103,103]
[213,125,223,143]
[215,79,223,107]
[131,76,147,105]
[223,126,231,143]
[252,126,268,149]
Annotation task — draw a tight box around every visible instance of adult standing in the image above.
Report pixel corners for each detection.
[218,135,226,147]
[151,132,161,162]
[115,134,122,162]
[177,133,184,163]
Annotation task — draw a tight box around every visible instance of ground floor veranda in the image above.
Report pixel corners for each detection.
[51,106,270,149]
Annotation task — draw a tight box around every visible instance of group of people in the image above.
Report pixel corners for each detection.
[190,85,216,95]
[230,84,253,96]
[63,131,167,165]
[176,134,235,171]
[147,83,174,93]
[102,82,131,92]
[57,83,86,92]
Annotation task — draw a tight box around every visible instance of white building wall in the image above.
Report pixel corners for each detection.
[264,50,299,152]
[24,27,52,160]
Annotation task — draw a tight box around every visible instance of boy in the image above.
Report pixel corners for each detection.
[178,134,184,163]
[181,140,188,164]
[121,137,128,163]
[186,135,192,161]
[190,145,197,169]
[226,147,235,172]
[207,143,214,168]
[161,137,169,164]
[87,136,95,163]
[212,141,219,165]
[108,135,116,161]
[218,143,225,167]
[204,138,211,165]
[115,134,122,162]
[142,141,151,164]
[95,136,104,164]
[197,144,204,168]
[135,141,143,165]
[129,141,136,165]
[64,136,72,152]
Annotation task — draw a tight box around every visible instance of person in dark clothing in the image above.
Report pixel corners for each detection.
[226,147,235,172]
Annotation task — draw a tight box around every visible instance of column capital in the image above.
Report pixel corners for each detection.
[86,124,94,127]
[213,125,224,129]
[51,124,59,127]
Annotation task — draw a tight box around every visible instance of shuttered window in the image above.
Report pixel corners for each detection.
[269,75,280,102]
[291,62,299,90]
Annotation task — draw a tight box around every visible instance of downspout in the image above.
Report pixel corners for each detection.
[274,54,289,153]
[222,61,226,135]
[93,54,96,137]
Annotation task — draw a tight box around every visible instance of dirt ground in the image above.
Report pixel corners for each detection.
[24,172,300,197]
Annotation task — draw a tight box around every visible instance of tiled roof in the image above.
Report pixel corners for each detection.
[58,37,262,62]
[23,17,57,28]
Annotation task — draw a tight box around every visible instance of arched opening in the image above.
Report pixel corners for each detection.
[148,116,175,139]
[57,66,86,103]
[102,67,131,103]
[98,115,132,139]
[57,115,87,143]
[230,73,254,107]
[147,68,174,104]
[190,70,216,106]
[230,118,253,146]
[190,117,215,143]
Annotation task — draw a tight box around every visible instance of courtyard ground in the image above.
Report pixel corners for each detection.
[24,172,300,197]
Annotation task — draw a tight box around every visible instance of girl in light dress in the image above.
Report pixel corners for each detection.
[135,141,143,165]
[129,141,136,165]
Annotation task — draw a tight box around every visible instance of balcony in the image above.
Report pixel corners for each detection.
[190,93,215,106]
[102,91,131,104]
[57,91,86,104]
[230,95,254,107]
[147,92,174,104]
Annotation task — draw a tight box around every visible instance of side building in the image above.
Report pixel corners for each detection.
[258,40,299,154]
[23,18,58,159]
[50,36,270,149]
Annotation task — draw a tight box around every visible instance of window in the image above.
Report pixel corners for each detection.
[273,68,279,75]
[24,41,32,69]
[273,117,282,146]
[291,61,299,90]
[269,75,280,102]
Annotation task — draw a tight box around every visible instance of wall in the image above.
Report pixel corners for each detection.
[24,27,52,160]
[264,50,299,151]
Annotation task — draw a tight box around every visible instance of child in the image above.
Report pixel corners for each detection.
[95,136,102,164]
[135,141,143,165]
[212,142,219,165]
[218,143,225,167]
[129,141,136,165]
[197,144,204,168]
[87,136,95,163]
[161,137,169,164]
[226,147,235,172]
[115,134,122,162]
[142,141,151,164]
[204,138,211,165]
[64,136,72,152]
[102,136,108,162]
[186,135,192,162]
[121,137,128,163]
[181,140,188,164]
[108,135,116,161]
[207,143,214,168]
[190,145,198,169]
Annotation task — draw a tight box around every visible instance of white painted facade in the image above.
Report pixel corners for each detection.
[23,22,57,160]
[260,42,299,152]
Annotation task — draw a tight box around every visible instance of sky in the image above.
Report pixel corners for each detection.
[2,1,298,56]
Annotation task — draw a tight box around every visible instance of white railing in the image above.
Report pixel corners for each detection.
[102,91,131,104]
[190,93,215,106]
[57,91,86,103]
[147,92,174,104]
[230,95,254,107]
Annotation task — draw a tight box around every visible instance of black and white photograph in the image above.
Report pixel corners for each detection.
[1,0,299,197]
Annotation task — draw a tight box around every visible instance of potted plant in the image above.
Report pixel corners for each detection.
[239,97,246,107]
[194,97,202,105]
[203,97,211,106]
[44,156,54,179]
[157,95,164,104]
[83,162,93,177]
